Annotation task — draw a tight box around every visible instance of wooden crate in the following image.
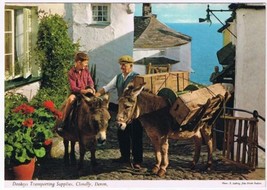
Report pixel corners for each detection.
[133,71,189,94]
[169,83,228,126]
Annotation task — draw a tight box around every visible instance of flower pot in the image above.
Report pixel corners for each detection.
[12,158,35,180]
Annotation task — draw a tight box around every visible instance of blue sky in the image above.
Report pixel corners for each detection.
[134,3,232,24]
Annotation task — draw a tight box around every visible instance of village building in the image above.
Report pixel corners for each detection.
[215,3,265,166]
[3,2,265,178]
[133,3,192,75]
[4,3,136,103]
[4,3,191,104]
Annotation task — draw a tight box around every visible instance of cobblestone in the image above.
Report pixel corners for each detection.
[36,112,265,181]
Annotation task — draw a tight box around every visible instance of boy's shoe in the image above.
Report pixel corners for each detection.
[133,163,142,170]
[131,163,147,172]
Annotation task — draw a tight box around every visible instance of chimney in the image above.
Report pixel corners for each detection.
[142,3,152,17]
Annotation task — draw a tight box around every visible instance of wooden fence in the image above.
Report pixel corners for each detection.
[221,115,259,169]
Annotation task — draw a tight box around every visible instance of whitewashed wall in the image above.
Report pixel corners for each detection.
[37,3,135,103]
[133,42,192,75]
[133,48,162,75]
[234,8,265,160]
[7,82,41,101]
[64,3,134,103]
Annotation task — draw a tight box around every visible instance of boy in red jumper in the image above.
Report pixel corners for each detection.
[57,52,95,132]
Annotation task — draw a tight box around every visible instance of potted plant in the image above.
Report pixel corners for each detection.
[5,93,62,180]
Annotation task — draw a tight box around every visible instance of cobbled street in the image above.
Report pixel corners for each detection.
[35,111,265,181]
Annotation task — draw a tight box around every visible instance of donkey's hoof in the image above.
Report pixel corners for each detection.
[152,165,160,174]
[157,168,166,178]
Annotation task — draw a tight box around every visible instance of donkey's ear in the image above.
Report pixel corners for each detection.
[132,83,146,98]
[100,93,110,109]
[124,82,135,91]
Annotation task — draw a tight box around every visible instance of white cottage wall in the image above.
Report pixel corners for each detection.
[7,82,41,101]
[165,44,192,72]
[235,8,265,154]
[65,3,135,103]
[133,49,161,75]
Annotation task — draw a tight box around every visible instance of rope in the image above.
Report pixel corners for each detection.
[155,73,171,94]
[169,72,207,88]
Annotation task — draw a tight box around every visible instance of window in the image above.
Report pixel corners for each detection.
[92,4,110,25]
[5,7,37,81]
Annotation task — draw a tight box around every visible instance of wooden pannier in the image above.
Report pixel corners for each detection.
[133,71,189,94]
[169,83,229,126]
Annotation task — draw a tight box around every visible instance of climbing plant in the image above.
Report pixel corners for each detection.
[35,10,79,91]
[31,10,80,108]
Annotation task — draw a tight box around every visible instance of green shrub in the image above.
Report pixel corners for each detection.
[30,88,68,109]
[36,10,79,91]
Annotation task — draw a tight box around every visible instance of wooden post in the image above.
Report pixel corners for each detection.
[247,120,254,166]
[230,119,236,160]
[236,119,243,163]
[226,119,232,159]
[241,120,248,164]
[255,121,258,166]
[146,63,152,74]
[222,119,227,157]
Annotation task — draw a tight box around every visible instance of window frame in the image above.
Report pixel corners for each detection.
[91,4,110,25]
[5,9,15,80]
[4,6,35,81]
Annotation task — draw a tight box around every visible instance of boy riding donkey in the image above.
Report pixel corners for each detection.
[57,52,95,132]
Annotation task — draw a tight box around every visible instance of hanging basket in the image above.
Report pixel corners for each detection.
[12,158,36,180]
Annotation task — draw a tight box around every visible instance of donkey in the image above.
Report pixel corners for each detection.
[55,93,111,172]
[117,83,227,177]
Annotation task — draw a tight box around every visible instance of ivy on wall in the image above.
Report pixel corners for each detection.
[36,10,79,91]
[32,10,80,108]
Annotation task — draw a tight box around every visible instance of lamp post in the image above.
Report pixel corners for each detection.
[199,5,237,38]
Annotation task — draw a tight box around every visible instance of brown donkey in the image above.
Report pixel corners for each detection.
[55,94,111,174]
[117,83,227,177]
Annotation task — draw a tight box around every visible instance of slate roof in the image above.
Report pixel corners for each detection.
[134,57,178,65]
[134,16,191,48]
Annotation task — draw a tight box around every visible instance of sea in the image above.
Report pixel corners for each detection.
[166,23,223,85]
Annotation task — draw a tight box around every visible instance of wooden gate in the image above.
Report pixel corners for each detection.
[220,115,259,169]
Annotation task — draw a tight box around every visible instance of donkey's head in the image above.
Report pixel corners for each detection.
[116,83,146,130]
[82,94,111,145]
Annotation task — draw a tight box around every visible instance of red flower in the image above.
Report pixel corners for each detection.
[13,103,35,114]
[43,100,55,111]
[24,105,35,114]
[44,139,53,146]
[22,118,34,128]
